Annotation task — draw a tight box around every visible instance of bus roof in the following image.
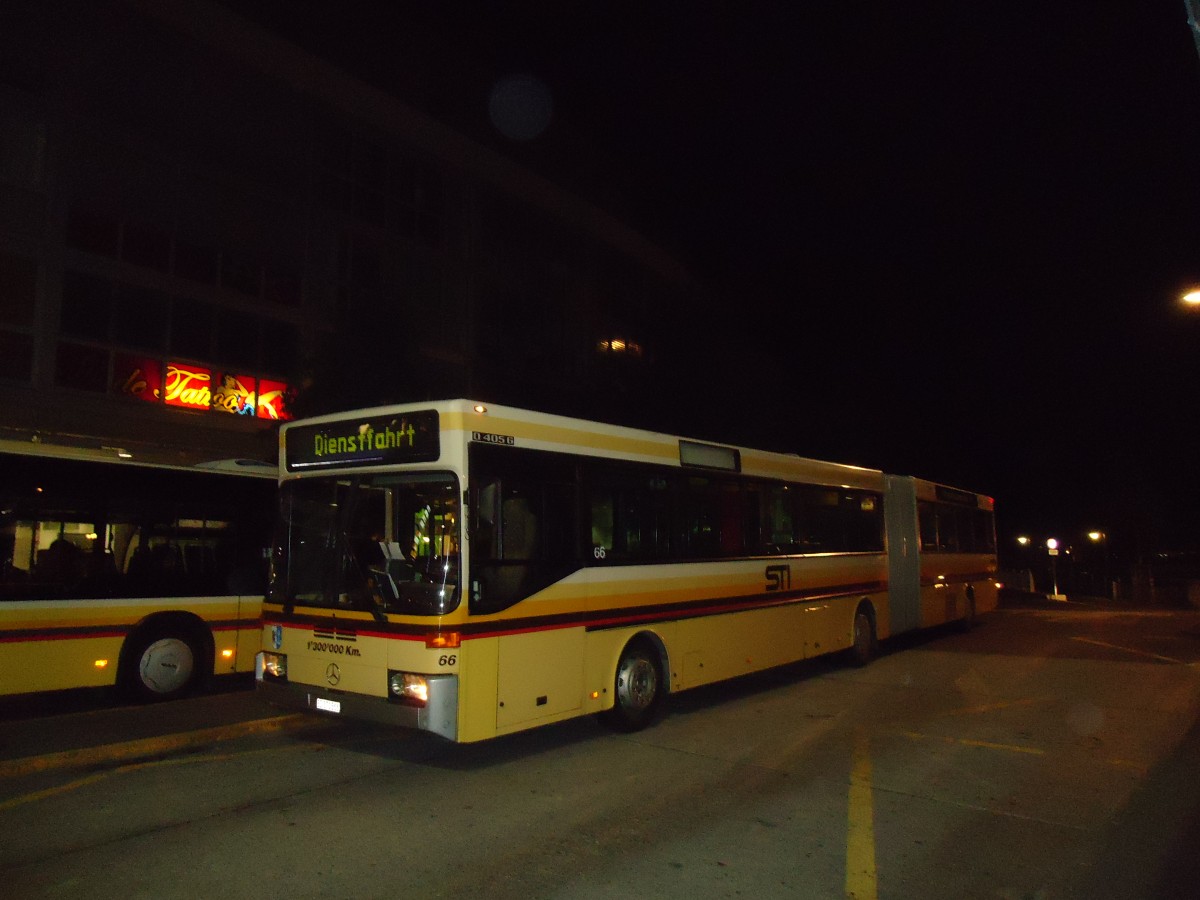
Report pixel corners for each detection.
[280,399,885,490]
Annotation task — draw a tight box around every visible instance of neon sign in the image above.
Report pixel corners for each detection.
[163,363,213,410]
[255,378,292,420]
[113,354,162,404]
[113,357,293,420]
[212,372,257,416]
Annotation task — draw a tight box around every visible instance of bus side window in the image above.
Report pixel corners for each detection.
[501,494,537,559]
[590,492,614,555]
[475,479,500,558]
[471,480,539,613]
[918,501,939,552]
[938,505,960,552]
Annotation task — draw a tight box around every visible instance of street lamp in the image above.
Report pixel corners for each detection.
[1087,530,1112,599]
[1046,538,1064,600]
[1011,536,1034,590]
[1182,289,1200,307]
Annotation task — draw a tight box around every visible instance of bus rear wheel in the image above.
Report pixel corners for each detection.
[122,629,201,702]
[603,639,663,732]
[849,605,876,667]
[958,590,978,632]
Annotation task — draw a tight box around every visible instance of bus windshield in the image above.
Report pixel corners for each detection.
[273,473,461,616]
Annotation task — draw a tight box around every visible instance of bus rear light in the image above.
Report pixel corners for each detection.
[389,671,429,707]
[426,631,461,649]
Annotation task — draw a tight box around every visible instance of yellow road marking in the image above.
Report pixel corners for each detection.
[1107,758,1148,776]
[845,728,877,900]
[1070,637,1186,665]
[0,713,307,780]
[0,741,325,810]
[946,696,1049,716]
[900,731,1045,755]
[0,771,111,811]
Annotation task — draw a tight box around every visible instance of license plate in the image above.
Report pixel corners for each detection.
[315,697,341,714]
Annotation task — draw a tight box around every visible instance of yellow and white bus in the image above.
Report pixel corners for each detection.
[1,444,275,700]
[257,400,997,742]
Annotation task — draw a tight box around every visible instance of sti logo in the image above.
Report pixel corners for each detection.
[765,564,791,592]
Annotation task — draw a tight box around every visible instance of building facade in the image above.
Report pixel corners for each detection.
[0,0,692,467]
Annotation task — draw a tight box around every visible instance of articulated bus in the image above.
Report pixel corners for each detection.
[257,400,998,742]
[1,444,275,701]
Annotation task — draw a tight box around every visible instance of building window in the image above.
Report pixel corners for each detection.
[111,287,169,353]
[55,342,109,392]
[65,203,299,311]
[263,321,297,373]
[0,250,36,326]
[65,206,120,258]
[122,220,172,272]
[264,268,301,307]
[0,114,46,191]
[170,297,215,360]
[174,238,218,284]
[315,121,443,246]
[60,271,114,339]
[596,337,643,358]
[0,330,33,382]
[219,250,262,297]
[214,312,261,370]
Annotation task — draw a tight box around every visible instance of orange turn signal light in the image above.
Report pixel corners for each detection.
[426,631,461,649]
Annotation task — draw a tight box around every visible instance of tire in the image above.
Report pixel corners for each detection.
[123,629,201,702]
[958,590,978,633]
[849,605,876,667]
[603,639,664,732]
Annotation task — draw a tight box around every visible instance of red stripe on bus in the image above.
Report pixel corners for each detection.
[264,580,888,642]
[0,618,257,644]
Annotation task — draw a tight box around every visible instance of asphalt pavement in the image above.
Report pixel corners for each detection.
[0,590,1188,779]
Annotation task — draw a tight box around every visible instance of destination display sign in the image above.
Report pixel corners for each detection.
[285,410,440,471]
[935,485,979,507]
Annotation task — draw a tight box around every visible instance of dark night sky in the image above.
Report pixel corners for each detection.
[225,1,1200,554]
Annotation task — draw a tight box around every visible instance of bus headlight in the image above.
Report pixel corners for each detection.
[389,671,428,707]
[260,652,287,680]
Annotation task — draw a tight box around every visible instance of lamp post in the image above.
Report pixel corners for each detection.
[1088,530,1111,599]
[1015,536,1034,591]
[1046,538,1065,600]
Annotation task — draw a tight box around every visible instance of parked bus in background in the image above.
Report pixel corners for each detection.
[1,443,275,701]
[257,400,998,742]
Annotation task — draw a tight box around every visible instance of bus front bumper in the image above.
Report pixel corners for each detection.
[255,664,458,741]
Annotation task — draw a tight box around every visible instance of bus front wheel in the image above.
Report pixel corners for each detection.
[603,639,663,732]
